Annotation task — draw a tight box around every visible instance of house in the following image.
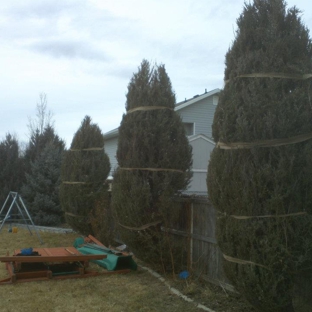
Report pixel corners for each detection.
[103,88,220,195]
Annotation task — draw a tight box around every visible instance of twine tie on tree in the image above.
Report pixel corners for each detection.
[62,181,87,185]
[217,131,312,149]
[69,147,104,151]
[224,72,312,84]
[118,220,162,231]
[223,254,269,269]
[65,212,86,218]
[218,210,308,219]
[62,181,105,185]
[119,167,185,173]
[127,106,174,114]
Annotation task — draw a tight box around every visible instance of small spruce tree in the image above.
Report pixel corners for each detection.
[60,116,110,236]
[22,141,65,225]
[207,1,312,311]
[22,126,65,225]
[112,60,192,270]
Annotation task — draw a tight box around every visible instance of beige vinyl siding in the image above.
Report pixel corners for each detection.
[104,137,118,176]
[187,136,215,195]
[178,96,217,138]
[190,137,215,170]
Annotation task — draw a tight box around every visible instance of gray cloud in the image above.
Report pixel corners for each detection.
[1,0,134,65]
[29,39,110,62]
[6,0,85,19]
[4,0,123,39]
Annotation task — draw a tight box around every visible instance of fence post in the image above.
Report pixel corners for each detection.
[187,199,194,272]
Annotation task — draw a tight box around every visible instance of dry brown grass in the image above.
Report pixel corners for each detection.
[0,226,201,312]
[0,226,257,312]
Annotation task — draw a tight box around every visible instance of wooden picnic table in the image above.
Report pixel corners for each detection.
[0,247,107,284]
[0,247,106,263]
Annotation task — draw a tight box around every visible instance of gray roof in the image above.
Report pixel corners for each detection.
[175,88,220,110]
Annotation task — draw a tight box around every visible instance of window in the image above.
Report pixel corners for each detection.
[183,122,194,136]
[213,95,219,106]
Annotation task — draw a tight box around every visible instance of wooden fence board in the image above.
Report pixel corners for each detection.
[168,197,231,288]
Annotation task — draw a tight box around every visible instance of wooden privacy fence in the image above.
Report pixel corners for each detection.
[110,194,233,290]
[165,196,233,290]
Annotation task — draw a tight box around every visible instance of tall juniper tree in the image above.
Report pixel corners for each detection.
[112,60,192,270]
[60,116,110,235]
[207,0,312,311]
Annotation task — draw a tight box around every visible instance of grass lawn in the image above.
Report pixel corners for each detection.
[0,226,203,312]
[0,226,254,312]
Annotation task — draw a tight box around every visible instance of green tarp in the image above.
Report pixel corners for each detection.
[74,238,137,271]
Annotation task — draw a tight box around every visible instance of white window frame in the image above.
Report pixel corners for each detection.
[183,122,195,136]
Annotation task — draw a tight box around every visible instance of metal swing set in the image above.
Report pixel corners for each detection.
[0,192,43,244]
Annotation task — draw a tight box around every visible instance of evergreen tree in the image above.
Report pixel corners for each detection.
[24,94,55,169]
[112,60,192,269]
[60,116,111,235]
[21,95,65,226]
[22,140,65,225]
[0,134,25,204]
[24,125,64,167]
[207,1,312,311]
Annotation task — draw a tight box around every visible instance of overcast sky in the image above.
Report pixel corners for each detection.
[1,0,311,147]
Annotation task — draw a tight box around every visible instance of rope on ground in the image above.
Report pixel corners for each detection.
[139,265,215,312]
